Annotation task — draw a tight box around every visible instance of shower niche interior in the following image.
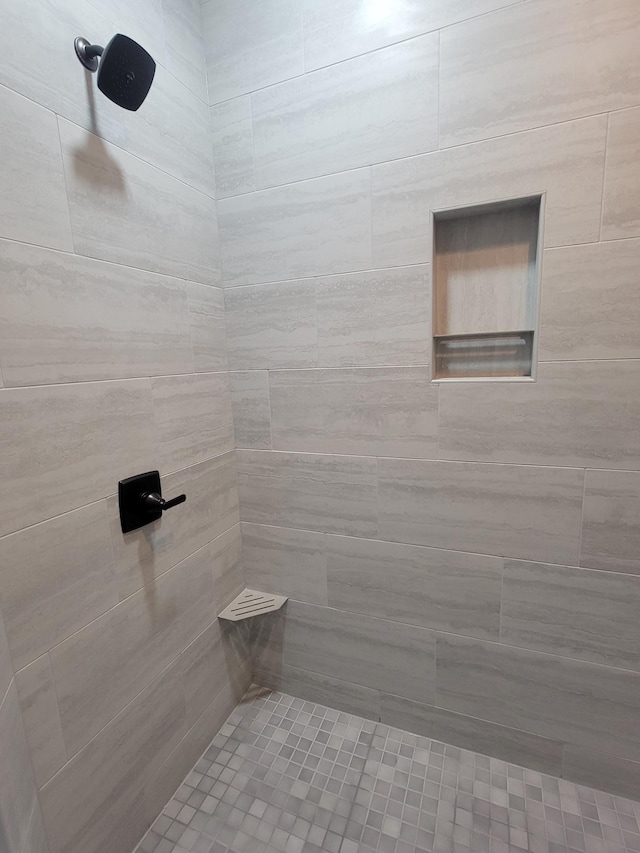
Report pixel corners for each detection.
[432,195,543,380]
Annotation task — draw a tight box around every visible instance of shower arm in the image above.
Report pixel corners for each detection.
[74,37,104,72]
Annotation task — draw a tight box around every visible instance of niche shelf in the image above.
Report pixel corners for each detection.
[218,589,287,622]
[432,196,542,380]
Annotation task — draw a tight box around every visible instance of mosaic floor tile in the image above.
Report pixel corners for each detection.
[135,690,640,853]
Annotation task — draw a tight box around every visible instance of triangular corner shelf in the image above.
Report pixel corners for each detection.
[218,588,288,622]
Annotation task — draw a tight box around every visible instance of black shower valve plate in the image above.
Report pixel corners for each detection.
[119,470,162,533]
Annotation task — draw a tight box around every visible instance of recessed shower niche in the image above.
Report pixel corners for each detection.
[432,196,543,379]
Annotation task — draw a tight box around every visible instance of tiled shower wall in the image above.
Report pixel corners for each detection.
[0,2,250,853]
[205,0,640,800]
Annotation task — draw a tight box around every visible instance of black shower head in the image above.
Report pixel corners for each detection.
[74,34,156,111]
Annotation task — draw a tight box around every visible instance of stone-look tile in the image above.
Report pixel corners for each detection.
[219,169,372,286]
[436,633,640,763]
[257,663,381,721]
[563,745,640,802]
[259,601,436,704]
[50,546,216,757]
[539,239,640,361]
[59,119,219,286]
[184,282,228,373]
[201,0,304,103]
[270,367,437,457]
[151,373,234,474]
[210,97,255,198]
[371,116,607,268]
[0,610,13,704]
[0,240,194,386]
[0,683,38,853]
[326,536,501,640]
[162,0,208,103]
[237,450,378,537]
[603,107,640,240]
[253,35,439,189]
[15,655,67,787]
[316,265,431,368]
[229,371,272,450]
[40,662,186,853]
[438,361,640,470]
[302,0,521,70]
[23,801,49,853]
[581,469,640,576]
[0,379,154,539]
[378,458,583,565]
[108,453,240,600]
[210,524,245,612]
[380,692,564,775]
[225,280,317,369]
[0,84,72,250]
[0,504,119,671]
[242,522,327,605]
[440,0,640,147]
[502,560,640,671]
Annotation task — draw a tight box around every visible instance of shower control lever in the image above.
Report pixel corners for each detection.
[118,471,187,533]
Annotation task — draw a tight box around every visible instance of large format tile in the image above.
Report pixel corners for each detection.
[539,239,640,361]
[581,469,640,576]
[22,803,49,853]
[184,282,228,373]
[439,0,640,146]
[502,560,640,671]
[237,450,378,537]
[438,361,640,470]
[270,367,437,457]
[0,683,38,853]
[218,169,372,286]
[225,280,317,369]
[371,116,607,268]
[378,459,583,564]
[0,379,154,538]
[210,524,245,610]
[59,119,219,285]
[0,610,13,704]
[379,692,564,775]
[0,84,72,250]
[162,0,208,103]
[602,107,640,240]
[108,453,240,599]
[302,0,521,70]
[242,522,327,605]
[326,535,501,639]
[0,240,194,386]
[229,371,272,450]
[151,373,234,474]
[255,601,436,704]
[210,97,255,199]
[252,35,438,188]
[563,745,640,802]
[0,502,118,670]
[436,633,640,762]
[15,655,67,787]
[201,0,304,103]
[50,545,215,757]
[40,662,186,853]
[316,265,431,368]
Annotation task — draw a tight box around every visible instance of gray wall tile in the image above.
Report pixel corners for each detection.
[184,282,228,373]
[270,367,437,457]
[0,683,38,853]
[242,522,327,605]
[162,0,208,102]
[436,634,640,762]
[229,371,272,450]
[371,116,606,268]
[562,745,640,802]
[210,97,256,198]
[252,35,439,188]
[0,611,13,705]
[316,265,431,368]
[539,239,640,361]
[378,458,583,564]
[326,535,501,639]
[439,361,640,470]
[218,169,372,286]
[502,560,640,671]
[238,450,378,537]
[602,106,640,240]
[225,280,317,369]
[380,693,564,775]
[581,469,640,576]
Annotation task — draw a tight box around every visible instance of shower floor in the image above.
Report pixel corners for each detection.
[135,689,640,853]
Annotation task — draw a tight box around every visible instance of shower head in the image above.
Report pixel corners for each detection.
[74,34,156,111]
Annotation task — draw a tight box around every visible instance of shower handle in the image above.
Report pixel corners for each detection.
[141,491,186,513]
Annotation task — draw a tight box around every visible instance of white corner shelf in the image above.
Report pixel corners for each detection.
[218,589,288,622]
